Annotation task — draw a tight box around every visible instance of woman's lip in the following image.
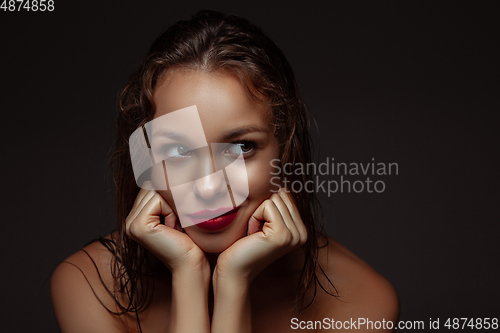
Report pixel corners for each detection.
[188,207,235,219]
[190,207,240,231]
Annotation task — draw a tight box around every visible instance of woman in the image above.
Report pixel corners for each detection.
[51,10,399,333]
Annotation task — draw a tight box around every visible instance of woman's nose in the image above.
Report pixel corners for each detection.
[193,168,227,201]
[191,150,227,201]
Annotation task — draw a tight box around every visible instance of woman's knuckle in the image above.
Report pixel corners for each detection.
[277,230,292,247]
[128,220,142,239]
[263,199,274,210]
[291,234,300,247]
[300,229,308,245]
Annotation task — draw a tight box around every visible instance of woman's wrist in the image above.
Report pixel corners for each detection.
[213,267,251,297]
[169,261,211,333]
[171,258,211,284]
[212,270,252,333]
[161,247,210,277]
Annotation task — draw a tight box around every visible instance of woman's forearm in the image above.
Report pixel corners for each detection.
[211,274,252,333]
[168,266,211,333]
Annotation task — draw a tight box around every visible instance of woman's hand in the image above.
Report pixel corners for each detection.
[125,181,208,274]
[126,181,211,333]
[214,188,308,284]
[211,188,307,333]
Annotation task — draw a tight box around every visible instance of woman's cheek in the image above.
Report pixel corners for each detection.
[245,159,279,204]
[157,189,178,216]
[150,163,182,216]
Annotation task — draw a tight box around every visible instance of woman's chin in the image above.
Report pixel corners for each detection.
[201,243,233,254]
[184,226,244,254]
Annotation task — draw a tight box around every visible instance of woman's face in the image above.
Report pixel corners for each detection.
[151,69,279,253]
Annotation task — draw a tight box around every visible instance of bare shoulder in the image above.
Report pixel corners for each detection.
[50,235,128,332]
[51,235,116,295]
[314,236,399,331]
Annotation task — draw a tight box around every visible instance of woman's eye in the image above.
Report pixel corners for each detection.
[224,142,255,157]
[163,144,192,159]
[239,142,253,153]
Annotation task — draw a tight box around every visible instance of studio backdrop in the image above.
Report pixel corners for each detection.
[1,1,498,332]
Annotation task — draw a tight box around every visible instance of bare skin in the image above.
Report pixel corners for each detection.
[51,235,399,332]
[51,70,399,332]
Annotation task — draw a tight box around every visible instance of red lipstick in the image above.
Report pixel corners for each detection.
[189,207,240,231]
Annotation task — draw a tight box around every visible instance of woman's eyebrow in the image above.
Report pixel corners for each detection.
[220,126,268,141]
[149,128,201,147]
[151,129,187,141]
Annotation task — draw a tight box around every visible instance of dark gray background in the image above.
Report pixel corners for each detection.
[1,1,498,332]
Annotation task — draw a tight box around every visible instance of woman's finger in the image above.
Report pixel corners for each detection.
[126,188,156,231]
[134,181,156,209]
[277,189,308,245]
[247,215,262,235]
[248,199,291,246]
[127,192,175,239]
[270,191,300,245]
[127,182,155,219]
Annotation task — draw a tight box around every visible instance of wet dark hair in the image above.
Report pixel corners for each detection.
[101,9,337,331]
